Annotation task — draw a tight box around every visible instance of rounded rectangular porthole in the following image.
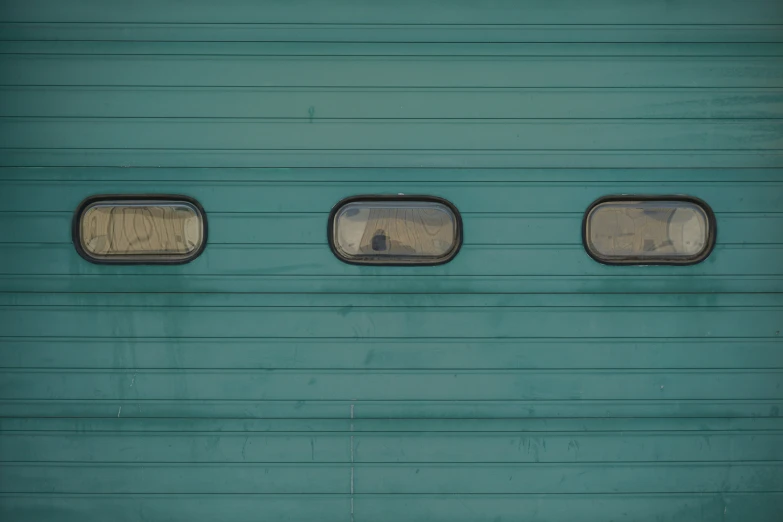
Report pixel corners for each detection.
[583,195,715,265]
[73,195,207,264]
[329,195,462,265]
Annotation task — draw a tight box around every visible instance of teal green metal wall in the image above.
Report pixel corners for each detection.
[1,1,782,520]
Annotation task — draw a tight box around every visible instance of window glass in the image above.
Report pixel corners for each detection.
[584,197,714,265]
[330,197,461,265]
[75,197,206,264]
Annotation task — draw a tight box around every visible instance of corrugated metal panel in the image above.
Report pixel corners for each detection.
[0,1,782,520]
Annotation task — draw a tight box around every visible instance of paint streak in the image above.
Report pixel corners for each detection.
[350,402,355,522]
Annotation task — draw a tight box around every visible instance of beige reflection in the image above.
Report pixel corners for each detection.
[80,202,203,258]
[587,201,708,258]
[335,202,457,259]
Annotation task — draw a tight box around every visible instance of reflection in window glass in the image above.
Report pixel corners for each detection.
[77,199,205,263]
[584,198,714,264]
[331,198,461,265]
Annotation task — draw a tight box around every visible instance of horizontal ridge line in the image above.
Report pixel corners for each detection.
[2,460,781,464]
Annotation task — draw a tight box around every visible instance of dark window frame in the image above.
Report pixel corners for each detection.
[582,194,717,266]
[72,194,208,265]
[327,194,463,266]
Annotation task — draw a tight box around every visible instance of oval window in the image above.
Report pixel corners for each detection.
[583,196,715,265]
[329,195,462,265]
[73,195,207,264]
